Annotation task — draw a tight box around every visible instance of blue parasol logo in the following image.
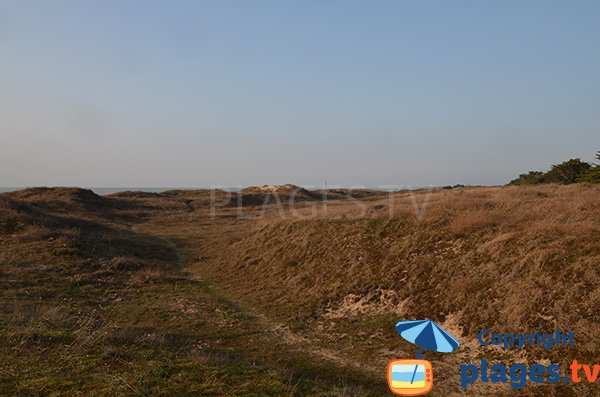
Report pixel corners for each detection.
[387,320,460,396]
[395,319,460,355]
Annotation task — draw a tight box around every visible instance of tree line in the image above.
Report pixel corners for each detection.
[509,152,600,185]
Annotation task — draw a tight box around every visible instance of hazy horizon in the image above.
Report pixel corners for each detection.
[2,1,599,187]
[0,184,461,196]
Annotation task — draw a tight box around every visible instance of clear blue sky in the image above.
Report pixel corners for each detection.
[1,0,599,187]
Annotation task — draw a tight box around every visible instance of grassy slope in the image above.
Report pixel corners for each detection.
[189,184,600,397]
[1,185,599,396]
[0,189,383,396]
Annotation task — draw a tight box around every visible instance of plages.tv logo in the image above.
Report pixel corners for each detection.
[388,319,460,396]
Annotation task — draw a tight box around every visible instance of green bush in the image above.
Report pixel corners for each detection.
[544,158,592,184]
[509,153,600,185]
[509,171,546,186]
[578,151,600,183]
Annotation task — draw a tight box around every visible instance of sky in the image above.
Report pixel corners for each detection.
[1,0,599,188]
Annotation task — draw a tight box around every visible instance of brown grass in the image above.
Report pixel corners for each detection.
[2,184,599,396]
[185,184,600,396]
[0,187,387,396]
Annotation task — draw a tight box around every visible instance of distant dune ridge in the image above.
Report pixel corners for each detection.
[1,184,599,396]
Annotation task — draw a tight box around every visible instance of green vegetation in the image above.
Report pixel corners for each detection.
[509,152,600,185]
[0,188,385,396]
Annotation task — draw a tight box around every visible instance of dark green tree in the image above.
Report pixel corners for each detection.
[577,151,600,183]
[544,158,591,184]
[509,171,545,185]
[508,153,600,185]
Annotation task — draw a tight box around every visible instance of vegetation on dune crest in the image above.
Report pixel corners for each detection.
[510,151,600,185]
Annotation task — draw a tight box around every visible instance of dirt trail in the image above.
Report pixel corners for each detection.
[134,212,389,395]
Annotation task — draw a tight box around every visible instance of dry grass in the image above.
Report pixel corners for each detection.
[0,187,388,396]
[185,184,600,397]
[2,184,599,396]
